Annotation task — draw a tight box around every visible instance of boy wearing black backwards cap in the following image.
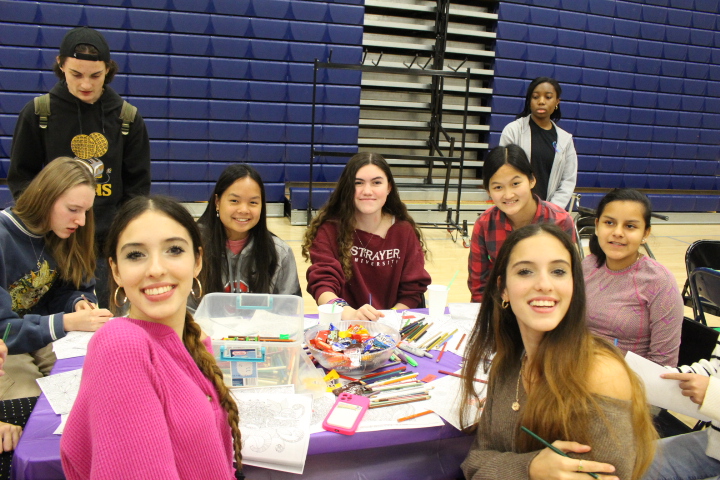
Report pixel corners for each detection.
[8,26,151,308]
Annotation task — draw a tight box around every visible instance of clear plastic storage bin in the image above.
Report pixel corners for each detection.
[194,293,324,397]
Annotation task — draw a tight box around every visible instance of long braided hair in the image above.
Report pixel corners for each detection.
[106,195,243,476]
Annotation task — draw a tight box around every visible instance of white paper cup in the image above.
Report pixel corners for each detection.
[427,284,449,318]
[318,304,343,323]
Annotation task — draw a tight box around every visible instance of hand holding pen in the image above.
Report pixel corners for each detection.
[523,427,617,480]
[75,294,98,311]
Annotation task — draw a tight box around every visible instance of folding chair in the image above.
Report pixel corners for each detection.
[688,267,720,325]
[681,240,720,320]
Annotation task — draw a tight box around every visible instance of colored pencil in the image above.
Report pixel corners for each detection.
[435,342,447,363]
[455,333,467,351]
[398,410,434,422]
[438,370,488,384]
[368,395,430,409]
[520,426,600,479]
[81,294,97,309]
[2,323,10,343]
[361,366,406,380]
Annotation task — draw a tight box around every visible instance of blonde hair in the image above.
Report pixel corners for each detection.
[13,157,96,287]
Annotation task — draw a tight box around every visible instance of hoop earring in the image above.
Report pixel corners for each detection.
[192,277,203,300]
[114,286,127,308]
[501,300,509,309]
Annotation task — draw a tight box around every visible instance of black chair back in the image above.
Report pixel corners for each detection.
[689,267,720,324]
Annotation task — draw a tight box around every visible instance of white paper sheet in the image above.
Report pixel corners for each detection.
[36,368,82,415]
[54,414,68,435]
[424,367,487,430]
[232,392,312,474]
[625,351,712,422]
[309,392,444,434]
[52,331,94,359]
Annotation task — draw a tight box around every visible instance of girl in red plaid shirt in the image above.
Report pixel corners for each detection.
[468,145,575,302]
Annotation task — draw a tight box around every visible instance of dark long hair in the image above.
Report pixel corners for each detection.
[105,195,243,474]
[482,144,535,191]
[197,164,278,294]
[589,188,652,268]
[459,223,656,479]
[517,76,562,122]
[301,152,427,279]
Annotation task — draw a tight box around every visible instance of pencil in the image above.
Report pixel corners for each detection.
[456,333,467,351]
[398,410,434,422]
[438,370,488,384]
[368,395,430,409]
[361,366,406,380]
[435,342,447,363]
[407,322,432,342]
[81,294,97,309]
[2,323,11,343]
[520,426,600,479]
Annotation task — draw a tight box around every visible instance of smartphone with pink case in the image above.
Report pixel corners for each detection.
[322,393,369,435]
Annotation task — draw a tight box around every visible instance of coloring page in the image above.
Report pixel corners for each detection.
[52,331,94,359]
[233,392,312,474]
[36,368,82,415]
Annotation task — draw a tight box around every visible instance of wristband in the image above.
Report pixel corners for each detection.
[326,298,349,308]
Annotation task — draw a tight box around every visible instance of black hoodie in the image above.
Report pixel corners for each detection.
[8,81,151,237]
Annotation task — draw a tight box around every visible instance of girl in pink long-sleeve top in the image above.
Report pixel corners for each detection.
[582,188,683,367]
[61,196,243,480]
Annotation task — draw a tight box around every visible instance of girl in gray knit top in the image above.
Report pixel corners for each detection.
[460,224,657,480]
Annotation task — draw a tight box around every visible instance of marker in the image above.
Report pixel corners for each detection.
[399,343,433,359]
[398,410,434,422]
[394,348,417,367]
[520,426,600,479]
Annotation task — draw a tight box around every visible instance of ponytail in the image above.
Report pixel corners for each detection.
[182,312,243,476]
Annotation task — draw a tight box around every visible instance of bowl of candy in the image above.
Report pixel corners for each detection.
[305,321,400,375]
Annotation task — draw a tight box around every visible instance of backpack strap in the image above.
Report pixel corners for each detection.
[119,100,137,136]
[33,94,51,129]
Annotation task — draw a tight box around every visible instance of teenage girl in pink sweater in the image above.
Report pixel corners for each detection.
[61,196,243,480]
[582,188,683,366]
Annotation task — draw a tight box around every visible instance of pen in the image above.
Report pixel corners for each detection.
[398,410,434,422]
[520,426,600,479]
[81,294,97,309]
[2,323,11,343]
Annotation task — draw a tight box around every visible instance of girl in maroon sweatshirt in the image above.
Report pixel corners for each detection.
[302,153,431,320]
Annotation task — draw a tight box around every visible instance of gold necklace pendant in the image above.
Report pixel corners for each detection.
[511,401,520,411]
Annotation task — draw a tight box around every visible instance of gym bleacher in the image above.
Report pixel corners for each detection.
[491,0,720,212]
[0,0,364,208]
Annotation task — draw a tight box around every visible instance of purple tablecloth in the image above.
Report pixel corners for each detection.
[12,309,473,479]
[11,357,83,480]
